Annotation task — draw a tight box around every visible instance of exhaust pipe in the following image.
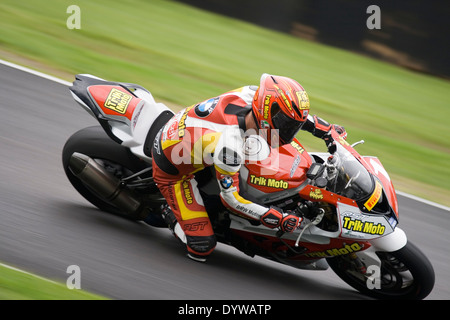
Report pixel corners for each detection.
[68,152,146,219]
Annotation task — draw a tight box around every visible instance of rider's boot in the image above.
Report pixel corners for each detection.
[160,204,209,263]
[161,204,177,232]
[160,204,189,247]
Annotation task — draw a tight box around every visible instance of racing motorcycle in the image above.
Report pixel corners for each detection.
[62,74,435,299]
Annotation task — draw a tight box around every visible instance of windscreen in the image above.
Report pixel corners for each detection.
[326,143,374,201]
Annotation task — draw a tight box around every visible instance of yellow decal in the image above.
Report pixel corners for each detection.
[295,91,310,110]
[338,136,350,146]
[263,94,271,119]
[305,242,363,258]
[249,174,288,189]
[364,181,382,211]
[182,180,193,205]
[290,140,305,154]
[309,188,323,200]
[178,105,194,138]
[274,85,292,111]
[104,88,132,114]
[343,216,385,235]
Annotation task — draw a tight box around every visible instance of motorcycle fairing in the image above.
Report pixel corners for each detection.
[336,202,395,240]
[70,74,138,144]
[332,134,399,219]
[363,156,399,217]
[227,214,372,267]
[70,74,173,162]
[87,85,141,123]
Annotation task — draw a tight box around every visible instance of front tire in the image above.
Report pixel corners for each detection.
[327,241,435,299]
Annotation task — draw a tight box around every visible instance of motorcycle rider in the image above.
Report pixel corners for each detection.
[150,73,346,262]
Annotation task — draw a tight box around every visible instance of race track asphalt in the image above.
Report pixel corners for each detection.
[0,62,448,300]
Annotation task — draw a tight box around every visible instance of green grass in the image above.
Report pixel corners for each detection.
[0,263,107,300]
[1,0,449,207]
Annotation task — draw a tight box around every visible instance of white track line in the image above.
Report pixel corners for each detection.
[0,58,448,212]
[0,58,72,86]
[0,263,58,284]
[396,191,450,212]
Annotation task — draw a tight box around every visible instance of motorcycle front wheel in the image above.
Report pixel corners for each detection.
[327,241,435,300]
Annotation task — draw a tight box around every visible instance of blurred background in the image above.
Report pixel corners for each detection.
[180,0,450,78]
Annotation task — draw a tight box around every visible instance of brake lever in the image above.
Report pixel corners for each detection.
[294,209,325,247]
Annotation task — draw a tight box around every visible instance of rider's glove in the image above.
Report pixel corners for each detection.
[323,132,336,154]
[261,207,302,233]
[333,124,347,140]
[323,124,346,154]
[281,214,302,233]
[308,116,346,140]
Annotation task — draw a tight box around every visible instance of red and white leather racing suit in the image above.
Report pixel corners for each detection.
[151,86,275,259]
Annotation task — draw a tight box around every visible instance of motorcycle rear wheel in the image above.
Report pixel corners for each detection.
[327,241,435,299]
[62,126,157,219]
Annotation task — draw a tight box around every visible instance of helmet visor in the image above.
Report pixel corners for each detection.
[271,103,305,144]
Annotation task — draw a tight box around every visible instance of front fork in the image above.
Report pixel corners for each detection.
[345,227,408,278]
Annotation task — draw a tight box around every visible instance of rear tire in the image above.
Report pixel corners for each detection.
[62,126,150,218]
[327,241,435,299]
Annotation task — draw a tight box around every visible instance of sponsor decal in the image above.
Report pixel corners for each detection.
[263,95,271,119]
[104,88,132,114]
[220,176,233,189]
[194,97,219,117]
[262,212,281,227]
[290,140,305,154]
[295,91,310,110]
[165,118,179,141]
[167,186,178,211]
[290,155,301,178]
[260,120,270,129]
[388,216,398,229]
[235,204,260,219]
[178,105,193,138]
[153,129,162,155]
[364,181,382,211]
[132,105,143,128]
[182,180,193,205]
[274,85,292,111]
[338,136,350,146]
[183,221,208,231]
[305,242,363,258]
[343,216,386,235]
[309,188,324,200]
[249,174,288,189]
